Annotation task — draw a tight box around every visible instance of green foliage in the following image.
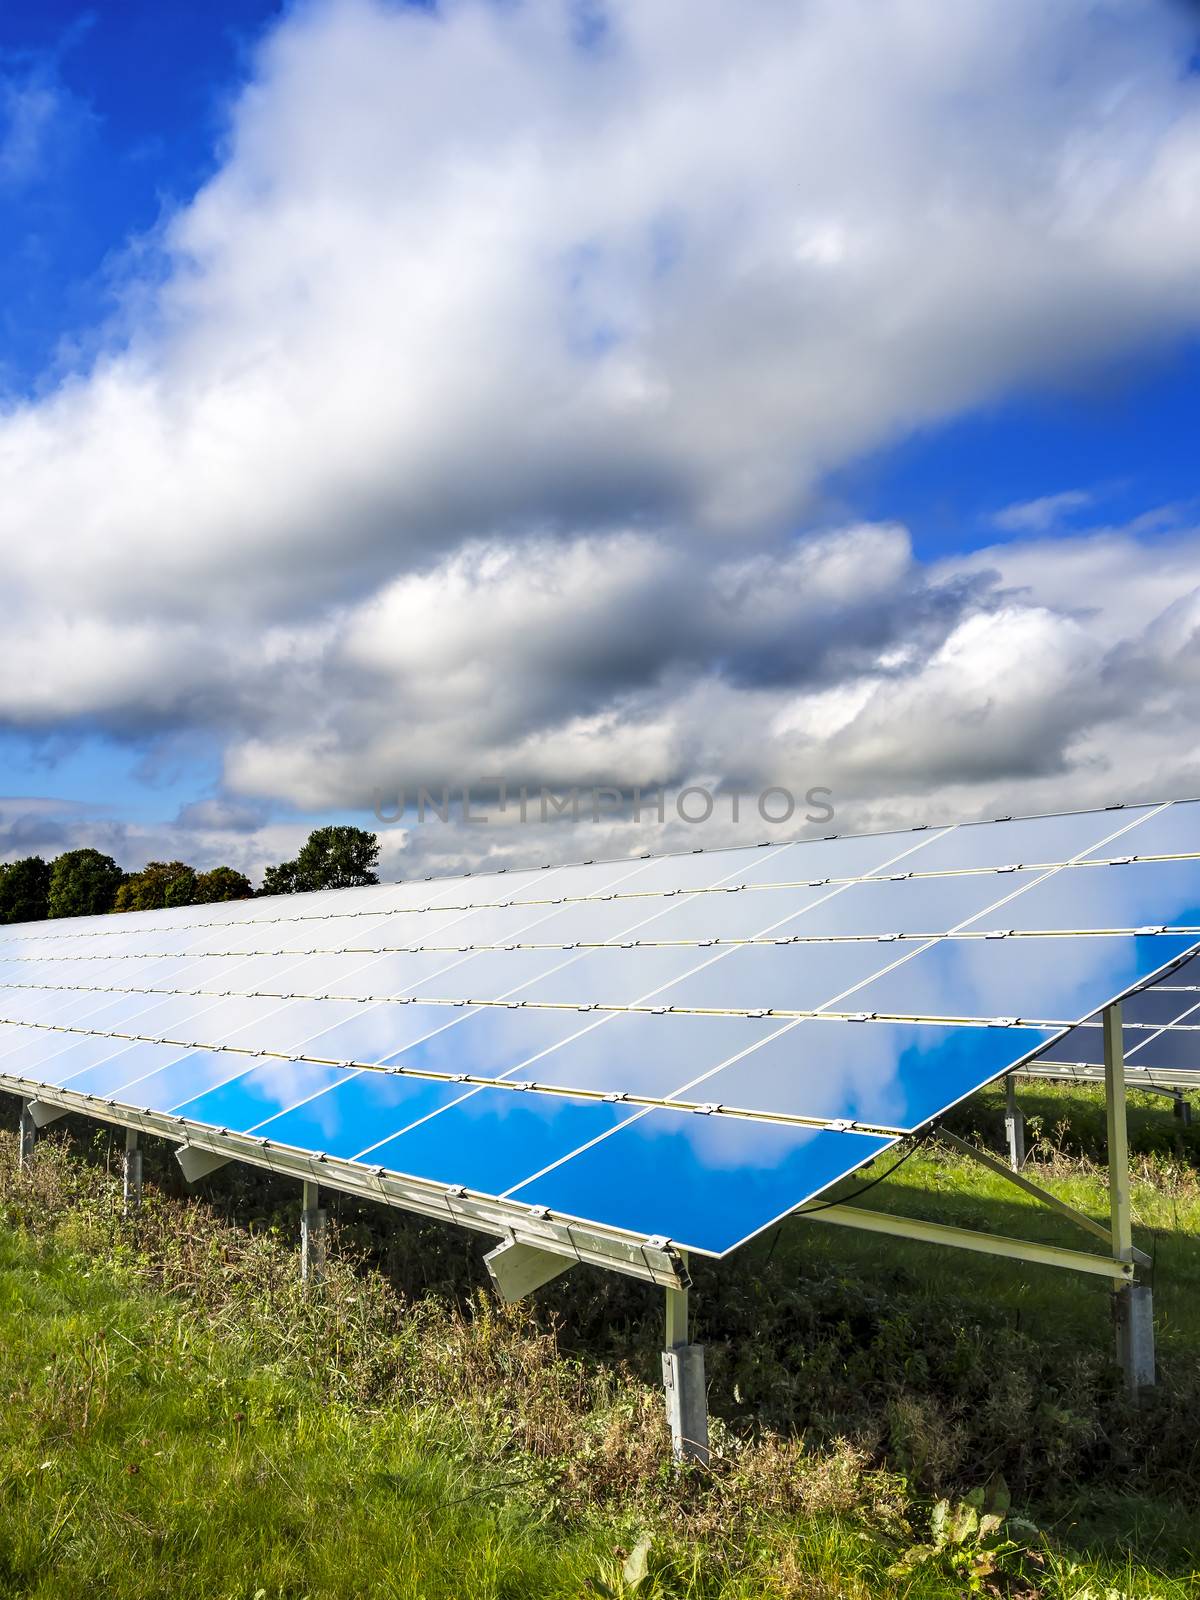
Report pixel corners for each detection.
[114,859,197,912]
[46,848,124,919]
[115,860,253,912]
[587,1533,656,1596]
[194,864,253,903]
[889,1478,1044,1591]
[259,825,379,895]
[0,854,50,924]
[259,858,300,896]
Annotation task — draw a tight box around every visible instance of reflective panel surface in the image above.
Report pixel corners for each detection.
[357,1087,632,1194]
[1091,799,1200,861]
[845,935,1197,1021]
[890,808,1153,874]
[255,1069,468,1156]
[650,940,905,1013]
[504,1010,782,1097]
[507,1112,895,1255]
[2,800,1200,1258]
[682,1019,1055,1129]
[994,859,1200,932]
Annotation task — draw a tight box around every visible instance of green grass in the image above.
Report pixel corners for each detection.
[0,1083,1198,1598]
[0,1228,598,1599]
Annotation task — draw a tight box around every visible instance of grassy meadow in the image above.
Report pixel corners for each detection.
[0,1080,1197,1598]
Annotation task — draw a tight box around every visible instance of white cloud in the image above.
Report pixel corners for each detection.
[0,74,60,187]
[2,0,1200,874]
[991,489,1095,534]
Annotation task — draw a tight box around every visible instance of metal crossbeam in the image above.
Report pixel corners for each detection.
[796,1201,1136,1280]
[937,1127,1149,1262]
[1018,1063,1200,1093]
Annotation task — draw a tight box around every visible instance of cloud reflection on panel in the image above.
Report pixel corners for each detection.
[844,935,1198,1024]
[675,1020,1055,1131]
[507,1111,896,1255]
[351,1088,635,1199]
[249,1070,467,1161]
[996,860,1200,934]
[499,1011,783,1099]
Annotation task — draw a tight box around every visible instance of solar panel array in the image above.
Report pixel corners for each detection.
[1,799,1198,1256]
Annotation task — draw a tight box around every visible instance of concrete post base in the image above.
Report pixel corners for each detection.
[123,1129,143,1216]
[1115,1283,1155,1395]
[18,1099,35,1170]
[1004,1077,1026,1171]
[662,1345,709,1466]
[301,1181,327,1285]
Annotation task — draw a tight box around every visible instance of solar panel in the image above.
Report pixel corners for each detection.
[2,797,1199,1258]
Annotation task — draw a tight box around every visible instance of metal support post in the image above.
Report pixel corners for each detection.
[123,1128,143,1216]
[1004,1074,1025,1171]
[301,1179,327,1286]
[1104,1004,1155,1393]
[1173,1092,1192,1128]
[17,1098,35,1170]
[661,1253,708,1466]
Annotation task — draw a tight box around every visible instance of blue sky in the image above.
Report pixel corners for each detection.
[830,340,1200,560]
[2,0,1200,883]
[1,1,282,394]
[1,0,281,843]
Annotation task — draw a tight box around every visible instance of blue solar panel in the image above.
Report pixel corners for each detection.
[505,1114,897,1256]
[842,934,1196,1022]
[2,798,1199,1257]
[660,1020,1056,1130]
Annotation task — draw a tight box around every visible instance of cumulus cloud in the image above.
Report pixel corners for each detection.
[3,0,1200,873]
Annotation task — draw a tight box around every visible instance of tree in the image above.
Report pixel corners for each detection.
[114,860,197,913]
[0,856,51,924]
[47,848,124,919]
[194,865,253,904]
[259,826,380,895]
[259,859,301,897]
[295,825,379,889]
[164,868,199,908]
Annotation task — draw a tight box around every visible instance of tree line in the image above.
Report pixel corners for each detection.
[0,825,381,925]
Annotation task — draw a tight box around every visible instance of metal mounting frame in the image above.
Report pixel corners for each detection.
[791,1000,1155,1390]
[0,1072,687,1290]
[0,990,1160,1399]
[796,1200,1135,1280]
[1017,1062,1199,1094]
[937,1126,1151,1266]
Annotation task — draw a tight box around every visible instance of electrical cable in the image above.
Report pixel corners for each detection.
[794,1136,925,1216]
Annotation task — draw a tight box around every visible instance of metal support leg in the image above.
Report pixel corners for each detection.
[1104,1004,1155,1393]
[1115,1283,1156,1389]
[1004,1074,1025,1171]
[18,1099,35,1170]
[1173,1092,1192,1128]
[661,1257,708,1465]
[301,1180,327,1286]
[123,1128,143,1216]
